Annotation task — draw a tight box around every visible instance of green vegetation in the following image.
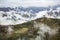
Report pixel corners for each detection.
[0,17,60,40]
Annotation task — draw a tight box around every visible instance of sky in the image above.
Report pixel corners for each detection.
[0,0,60,7]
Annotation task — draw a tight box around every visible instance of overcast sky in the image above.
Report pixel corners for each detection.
[0,0,60,7]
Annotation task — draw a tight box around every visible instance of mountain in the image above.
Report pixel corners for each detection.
[45,7,60,19]
[0,5,60,25]
[0,5,60,40]
[0,16,60,40]
[0,7,49,13]
[0,5,60,12]
[0,9,60,25]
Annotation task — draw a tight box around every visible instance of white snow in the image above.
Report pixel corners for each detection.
[0,7,60,25]
[0,10,47,25]
[45,7,60,19]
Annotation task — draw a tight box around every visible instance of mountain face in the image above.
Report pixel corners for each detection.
[0,16,60,40]
[45,7,60,19]
[0,5,60,12]
[0,5,60,40]
[0,5,60,25]
[0,7,49,13]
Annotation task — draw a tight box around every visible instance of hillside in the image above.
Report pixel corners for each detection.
[12,17,60,40]
[0,17,60,40]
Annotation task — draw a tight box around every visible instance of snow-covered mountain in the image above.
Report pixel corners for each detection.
[45,7,60,19]
[0,7,49,13]
[0,5,60,25]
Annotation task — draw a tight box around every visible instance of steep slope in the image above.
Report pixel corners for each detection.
[0,17,60,40]
[10,17,60,40]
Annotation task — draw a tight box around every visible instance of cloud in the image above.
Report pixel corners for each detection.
[0,0,60,7]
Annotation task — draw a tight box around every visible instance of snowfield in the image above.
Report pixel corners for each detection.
[0,7,60,25]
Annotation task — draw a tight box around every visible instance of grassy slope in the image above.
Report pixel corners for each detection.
[12,17,60,39]
[0,17,60,40]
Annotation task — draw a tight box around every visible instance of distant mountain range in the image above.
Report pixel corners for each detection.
[0,5,60,13]
[0,5,60,25]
